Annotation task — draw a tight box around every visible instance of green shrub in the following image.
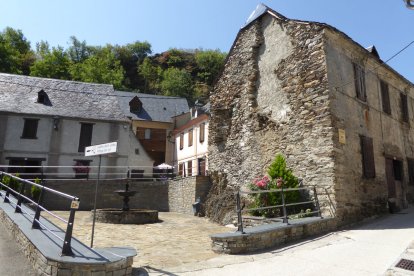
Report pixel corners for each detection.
[31,178,42,202]
[249,154,300,218]
[2,173,21,192]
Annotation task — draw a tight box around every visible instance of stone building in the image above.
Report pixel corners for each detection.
[208,4,414,225]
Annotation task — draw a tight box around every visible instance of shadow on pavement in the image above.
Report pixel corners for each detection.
[132,266,178,276]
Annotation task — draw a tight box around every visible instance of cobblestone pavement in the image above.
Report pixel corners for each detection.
[43,211,230,270]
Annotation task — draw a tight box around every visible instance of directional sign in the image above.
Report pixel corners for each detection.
[85,142,117,157]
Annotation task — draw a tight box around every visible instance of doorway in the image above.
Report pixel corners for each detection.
[385,157,403,212]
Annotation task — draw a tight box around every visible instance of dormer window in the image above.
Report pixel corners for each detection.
[37,90,49,105]
[129,96,142,113]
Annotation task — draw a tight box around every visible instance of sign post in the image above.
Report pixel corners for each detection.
[86,142,117,248]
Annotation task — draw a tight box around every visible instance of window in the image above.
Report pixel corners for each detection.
[401,93,409,122]
[178,163,183,176]
[360,135,375,178]
[407,158,414,185]
[199,123,205,143]
[73,160,91,179]
[145,129,151,139]
[380,80,391,115]
[188,129,193,147]
[393,160,403,181]
[179,133,184,150]
[353,63,366,101]
[187,160,192,176]
[21,118,39,139]
[78,123,93,153]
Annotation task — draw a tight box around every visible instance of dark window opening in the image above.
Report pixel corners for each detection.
[199,123,205,143]
[393,160,403,181]
[407,158,414,185]
[188,129,193,147]
[401,93,409,123]
[178,163,184,176]
[129,96,142,113]
[78,123,93,153]
[353,63,366,102]
[360,135,375,178]
[380,80,391,115]
[21,118,39,139]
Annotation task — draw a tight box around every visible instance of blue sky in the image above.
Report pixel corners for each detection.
[1,1,413,82]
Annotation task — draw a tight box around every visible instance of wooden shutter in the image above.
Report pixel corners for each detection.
[353,63,366,102]
[380,80,391,114]
[360,135,375,178]
[187,160,192,176]
[407,158,414,185]
[401,93,409,122]
[78,123,93,152]
[179,133,184,150]
[188,129,193,147]
[199,123,205,143]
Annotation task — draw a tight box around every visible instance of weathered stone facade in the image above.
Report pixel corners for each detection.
[208,6,414,226]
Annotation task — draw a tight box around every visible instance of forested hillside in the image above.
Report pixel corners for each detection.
[0,27,227,105]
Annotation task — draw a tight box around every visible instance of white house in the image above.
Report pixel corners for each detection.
[172,104,209,177]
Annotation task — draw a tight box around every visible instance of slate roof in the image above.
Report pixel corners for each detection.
[0,73,127,122]
[116,91,189,123]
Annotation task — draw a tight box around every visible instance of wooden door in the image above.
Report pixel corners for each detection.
[385,158,396,198]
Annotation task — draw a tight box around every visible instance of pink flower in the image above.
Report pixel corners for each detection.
[276,178,283,188]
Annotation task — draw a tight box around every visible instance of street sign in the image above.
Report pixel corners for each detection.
[85,142,117,157]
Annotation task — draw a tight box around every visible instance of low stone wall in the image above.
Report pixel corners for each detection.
[42,177,212,215]
[43,179,169,211]
[168,176,212,215]
[211,217,336,254]
[0,208,134,275]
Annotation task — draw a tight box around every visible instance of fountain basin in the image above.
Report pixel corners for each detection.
[94,208,159,224]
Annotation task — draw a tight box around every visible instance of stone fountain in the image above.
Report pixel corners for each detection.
[94,174,159,224]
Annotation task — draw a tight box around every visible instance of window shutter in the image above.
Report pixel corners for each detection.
[353,63,366,102]
[199,123,205,143]
[188,129,193,147]
[408,158,414,185]
[179,133,184,150]
[401,93,409,122]
[360,135,375,178]
[380,80,391,114]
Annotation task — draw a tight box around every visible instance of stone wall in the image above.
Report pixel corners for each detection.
[168,176,211,215]
[324,29,414,224]
[43,179,169,211]
[208,13,334,224]
[211,217,336,254]
[0,208,134,275]
[42,177,211,215]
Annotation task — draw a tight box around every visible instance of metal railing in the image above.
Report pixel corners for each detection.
[0,171,80,256]
[0,165,177,181]
[236,184,324,234]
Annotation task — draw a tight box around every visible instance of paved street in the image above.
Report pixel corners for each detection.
[0,222,35,276]
[160,207,414,276]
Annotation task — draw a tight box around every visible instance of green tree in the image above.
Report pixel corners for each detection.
[161,67,193,98]
[70,45,124,89]
[67,36,92,63]
[114,41,152,90]
[195,49,226,85]
[0,27,35,74]
[30,42,71,79]
[138,57,163,93]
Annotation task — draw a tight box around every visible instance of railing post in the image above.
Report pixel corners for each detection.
[15,180,25,213]
[4,184,10,203]
[236,190,245,234]
[61,199,79,256]
[281,184,289,224]
[313,186,323,219]
[32,187,44,229]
